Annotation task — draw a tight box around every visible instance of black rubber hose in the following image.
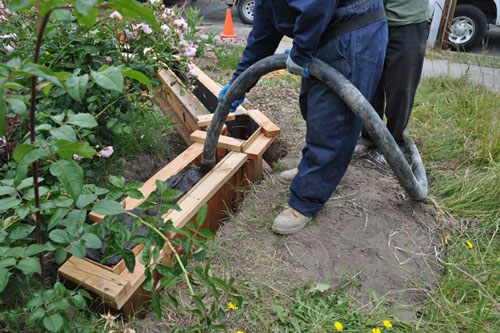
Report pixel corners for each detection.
[201,53,428,201]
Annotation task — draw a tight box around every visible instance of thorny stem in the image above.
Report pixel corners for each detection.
[179,0,189,16]
[126,211,195,296]
[29,11,51,287]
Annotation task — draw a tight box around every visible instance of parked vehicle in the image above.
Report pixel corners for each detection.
[429,0,500,50]
[224,0,254,24]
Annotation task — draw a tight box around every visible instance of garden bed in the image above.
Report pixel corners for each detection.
[58,61,281,315]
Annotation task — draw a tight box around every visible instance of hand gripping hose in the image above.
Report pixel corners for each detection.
[201,53,428,201]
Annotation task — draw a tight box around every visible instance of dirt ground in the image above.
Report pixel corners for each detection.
[135,79,446,330]
[221,84,443,321]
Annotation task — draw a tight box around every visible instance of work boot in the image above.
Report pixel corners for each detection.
[353,137,375,155]
[279,168,298,185]
[272,206,309,234]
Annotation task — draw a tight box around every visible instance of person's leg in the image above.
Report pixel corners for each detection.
[288,20,388,217]
[273,1,388,234]
[383,21,428,145]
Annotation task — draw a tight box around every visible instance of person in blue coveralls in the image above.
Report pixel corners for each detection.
[219,0,388,234]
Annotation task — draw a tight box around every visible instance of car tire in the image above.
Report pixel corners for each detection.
[237,0,254,25]
[449,4,488,51]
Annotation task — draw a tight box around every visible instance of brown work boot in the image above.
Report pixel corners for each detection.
[279,168,298,185]
[272,206,309,234]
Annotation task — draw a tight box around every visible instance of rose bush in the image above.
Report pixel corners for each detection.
[0,0,241,331]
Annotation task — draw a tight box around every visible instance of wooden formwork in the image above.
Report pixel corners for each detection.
[59,146,247,312]
[58,61,280,315]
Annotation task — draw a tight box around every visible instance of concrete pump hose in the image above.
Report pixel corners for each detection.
[201,53,428,201]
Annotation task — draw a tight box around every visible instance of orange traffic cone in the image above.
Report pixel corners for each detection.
[220,7,237,38]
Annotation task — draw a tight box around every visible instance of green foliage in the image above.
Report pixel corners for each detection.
[412,77,500,331]
[1,0,241,331]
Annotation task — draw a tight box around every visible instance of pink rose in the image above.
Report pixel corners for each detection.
[99,146,114,158]
[109,11,123,20]
[161,24,171,34]
[124,28,136,39]
[3,44,14,53]
[173,18,187,31]
[186,64,196,77]
[141,24,152,34]
[184,46,196,59]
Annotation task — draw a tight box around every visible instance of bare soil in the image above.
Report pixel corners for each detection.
[221,84,442,320]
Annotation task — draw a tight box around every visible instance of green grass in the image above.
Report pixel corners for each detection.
[427,48,500,69]
[411,76,500,331]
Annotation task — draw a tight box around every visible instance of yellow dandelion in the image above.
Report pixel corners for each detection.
[227,302,238,310]
[334,321,343,331]
[445,235,450,244]
[466,241,474,249]
[236,331,245,333]
[46,51,51,55]
[372,328,381,333]
[383,320,392,328]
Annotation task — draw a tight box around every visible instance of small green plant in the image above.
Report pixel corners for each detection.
[272,281,406,332]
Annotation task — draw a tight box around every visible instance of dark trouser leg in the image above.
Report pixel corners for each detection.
[363,21,428,145]
[290,19,388,217]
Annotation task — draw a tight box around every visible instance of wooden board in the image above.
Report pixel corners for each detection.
[82,243,144,275]
[59,256,131,307]
[242,127,263,152]
[245,109,281,137]
[157,68,208,135]
[197,113,236,128]
[154,92,192,145]
[189,62,222,99]
[243,133,275,160]
[190,130,244,152]
[162,152,248,230]
[188,61,247,114]
[115,249,151,310]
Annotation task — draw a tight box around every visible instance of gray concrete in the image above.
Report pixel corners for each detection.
[422,58,500,91]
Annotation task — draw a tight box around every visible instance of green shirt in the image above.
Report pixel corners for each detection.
[385,0,429,26]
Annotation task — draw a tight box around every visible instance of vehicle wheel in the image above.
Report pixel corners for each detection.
[449,4,487,51]
[237,0,254,25]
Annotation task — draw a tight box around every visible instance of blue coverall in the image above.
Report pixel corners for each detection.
[230,0,388,217]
